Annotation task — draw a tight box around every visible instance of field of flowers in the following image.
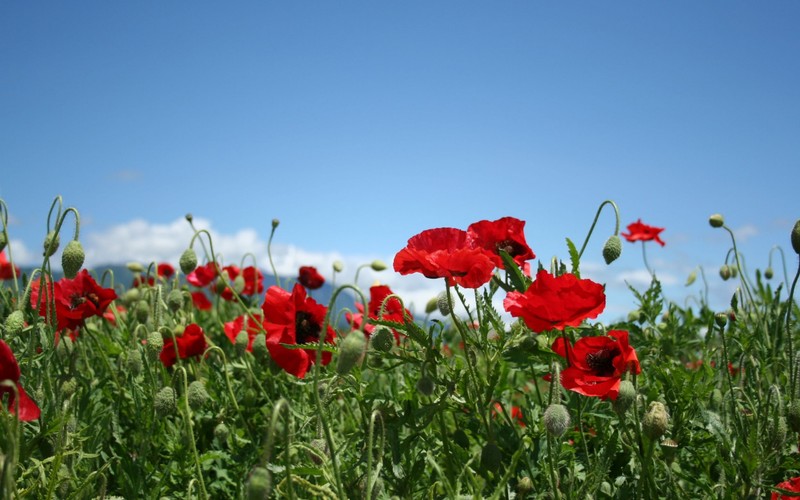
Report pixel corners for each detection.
[1,196,800,499]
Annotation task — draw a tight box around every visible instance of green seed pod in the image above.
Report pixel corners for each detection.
[179,248,198,274]
[166,289,184,312]
[251,333,268,361]
[715,312,728,328]
[543,404,571,437]
[719,265,731,281]
[370,326,394,352]
[602,235,622,264]
[642,401,670,440]
[437,291,451,316]
[61,240,85,279]
[792,220,800,255]
[125,348,143,376]
[145,331,164,361]
[336,330,367,375]
[187,380,210,410]
[416,376,435,396]
[613,380,636,414]
[370,259,387,272]
[42,230,60,257]
[765,267,774,280]
[709,214,725,228]
[480,442,503,473]
[4,310,25,336]
[154,387,177,416]
[245,466,272,500]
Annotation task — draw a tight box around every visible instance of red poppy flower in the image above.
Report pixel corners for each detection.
[223,313,265,352]
[394,227,496,288]
[773,476,800,499]
[186,262,217,288]
[31,270,117,331]
[298,266,325,290]
[503,270,606,333]
[0,251,20,280]
[219,265,264,300]
[346,284,411,342]
[552,330,641,400]
[492,402,526,427]
[191,291,213,311]
[261,284,336,378]
[467,217,535,268]
[0,340,40,421]
[160,323,208,367]
[157,263,175,279]
[621,219,665,247]
[103,304,127,326]
[132,275,155,288]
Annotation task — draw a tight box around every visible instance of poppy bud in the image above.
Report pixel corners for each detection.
[232,274,246,295]
[424,296,438,314]
[61,240,85,279]
[543,403,571,437]
[416,376,435,396]
[788,400,800,433]
[43,230,60,257]
[792,220,800,255]
[214,422,230,443]
[234,331,249,356]
[332,260,344,273]
[271,218,280,229]
[251,333,268,361]
[719,265,731,281]
[437,291,451,316]
[613,380,636,414]
[769,415,787,448]
[370,326,394,352]
[4,310,25,336]
[715,312,728,328]
[61,378,78,397]
[179,248,198,274]
[764,267,774,280]
[135,300,150,323]
[187,380,210,410]
[154,386,177,416]
[710,388,723,411]
[602,235,622,264]
[517,476,533,496]
[370,259,388,272]
[480,442,503,473]
[642,401,669,440]
[729,266,738,278]
[0,232,6,253]
[127,262,145,273]
[246,466,272,500]
[166,289,184,312]
[685,270,697,286]
[336,330,367,375]
[56,336,74,360]
[125,348,143,375]
[709,214,725,228]
[145,331,164,360]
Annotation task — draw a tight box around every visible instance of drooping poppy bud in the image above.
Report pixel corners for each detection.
[43,230,60,257]
[61,240,85,279]
[602,235,622,264]
[179,248,198,274]
[709,214,725,228]
[543,403,571,437]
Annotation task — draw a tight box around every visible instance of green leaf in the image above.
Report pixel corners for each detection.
[499,250,528,292]
[566,238,581,278]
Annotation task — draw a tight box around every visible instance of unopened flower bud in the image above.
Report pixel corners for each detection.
[235,331,249,356]
[370,326,394,352]
[437,291,451,316]
[337,330,367,375]
[543,404,571,437]
[332,260,344,273]
[61,240,85,279]
[788,400,800,433]
[214,422,230,443]
[251,333,268,361]
[642,401,669,440]
[709,214,725,228]
[517,476,533,495]
[765,267,774,280]
[56,336,74,360]
[719,265,731,281]
[4,310,25,336]
[61,378,78,397]
[424,296,438,314]
[480,442,503,473]
[145,331,164,360]
[232,275,246,295]
[167,289,184,312]
[154,386,177,416]
[370,259,387,272]
[179,248,198,274]
[271,218,280,229]
[602,235,622,264]
[715,312,728,328]
[135,300,150,323]
[685,270,697,286]
[792,220,800,255]
[710,388,723,411]
[729,266,738,278]
[769,415,787,448]
[187,380,210,410]
[43,231,60,257]
[126,262,145,273]
[416,376,435,396]
[0,232,6,253]
[613,380,636,414]
[125,348,143,375]
[246,466,272,500]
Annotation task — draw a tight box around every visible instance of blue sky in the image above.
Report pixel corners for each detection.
[1,1,798,321]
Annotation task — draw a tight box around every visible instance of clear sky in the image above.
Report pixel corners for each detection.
[1,1,798,321]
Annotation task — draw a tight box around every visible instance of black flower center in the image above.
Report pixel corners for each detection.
[495,239,525,257]
[295,311,321,345]
[71,292,100,310]
[585,347,619,376]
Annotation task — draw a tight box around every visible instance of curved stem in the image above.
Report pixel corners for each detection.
[176,367,208,499]
[786,256,800,397]
[577,200,621,259]
[263,398,295,500]
[642,243,653,277]
[267,221,280,288]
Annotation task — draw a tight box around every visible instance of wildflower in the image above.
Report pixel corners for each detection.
[493,402,526,427]
[186,262,217,288]
[190,291,212,311]
[642,401,670,439]
[0,340,40,421]
[346,284,411,342]
[298,265,325,290]
[159,323,208,367]
[393,227,496,288]
[223,313,264,352]
[261,284,336,378]
[466,216,535,268]
[552,330,641,400]
[219,266,264,300]
[157,263,175,279]
[30,269,117,332]
[503,270,605,333]
[773,476,800,499]
[622,219,666,246]
[0,251,20,280]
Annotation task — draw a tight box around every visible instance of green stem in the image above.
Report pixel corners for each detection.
[642,242,653,277]
[177,367,208,500]
[786,256,800,396]
[577,200,621,259]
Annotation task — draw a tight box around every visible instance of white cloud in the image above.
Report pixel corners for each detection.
[5,239,36,266]
[733,224,759,243]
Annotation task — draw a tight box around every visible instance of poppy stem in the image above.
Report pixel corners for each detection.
[641,242,653,277]
[577,200,621,260]
[786,256,800,397]
[0,199,21,298]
